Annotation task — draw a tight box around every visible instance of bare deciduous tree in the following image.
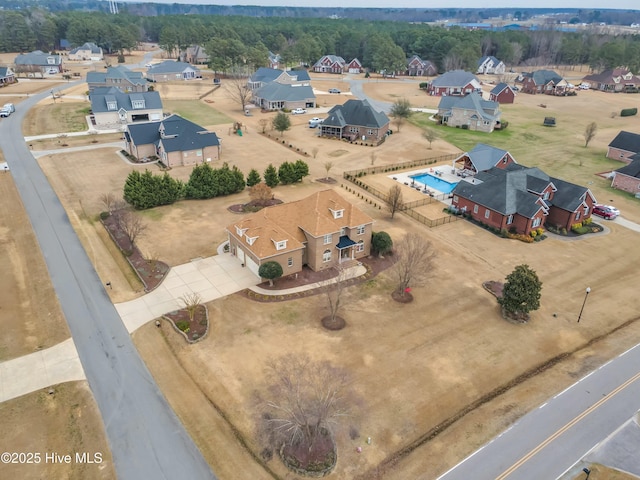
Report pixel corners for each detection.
[312,147,319,159]
[370,151,376,166]
[320,265,356,328]
[583,121,597,148]
[422,128,438,149]
[224,67,253,113]
[100,192,116,213]
[117,209,146,246]
[259,355,352,462]
[258,118,269,134]
[392,233,434,299]
[387,184,404,219]
[323,161,334,180]
[180,292,202,322]
[249,182,273,206]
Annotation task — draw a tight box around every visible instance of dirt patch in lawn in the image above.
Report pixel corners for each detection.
[0,381,114,480]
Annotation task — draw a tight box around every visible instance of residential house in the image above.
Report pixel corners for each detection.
[427,70,482,96]
[68,42,103,61]
[89,87,163,127]
[313,55,346,74]
[146,61,201,82]
[406,55,437,76]
[607,131,640,163]
[250,68,315,111]
[453,143,517,174]
[320,99,390,144]
[437,92,502,133]
[451,163,596,235]
[489,83,516,104]
[181,45,209,65]
[0,66,16,86]
[14,51,63,76]
[611,156,640,195]
[268,51,281,69]
[346,58,363,74]
[520,70,568,95]
[581,68,640,92]
[477,56,506,75]
[86,66,148,93]
[124,114,220,167]
[225,189,373,277]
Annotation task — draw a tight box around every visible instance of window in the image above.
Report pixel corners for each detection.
[356,240,364,253]
[246,235,257,245]
[453,195,459,203]
[473,205,479,214]
[357,225,365,235]
[275,240,287,251]
[543,191,550,200]
[196,150,202,156]
[507,214,513,225]
[532,217,541,228]
[323,249,331,262]
[485,209,490,219]
[329,208,344,219]
[349,127,358,133]
[575,211,581,220]
[340,227,346,236]
[367,129,375,135]
[131,100,145,109]
[235,226,246,236]
[287,257,293,267]
[106,101,117,111]
[583,205,589,216]
[323,234,332,245]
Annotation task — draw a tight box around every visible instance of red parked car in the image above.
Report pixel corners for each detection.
[592,204,617,220]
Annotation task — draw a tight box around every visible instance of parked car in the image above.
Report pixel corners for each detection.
[602,205,620,216]
[291,108,307,115]
[579,84,590,90]
[328,88,341,94]
[592,204,617,219]
[0,107,11,118]
[2,103,15,113]
[308,117,324,128]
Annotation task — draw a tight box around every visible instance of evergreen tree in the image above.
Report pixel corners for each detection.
[264,163,279,188]
[272,112,291,136]
[293,159,309,182]
[186,163,218,199]
[258,261,283,286]
[246,168,261,187]
[498,264,542,319]
[371,231,393,257]
[278,161,297,185]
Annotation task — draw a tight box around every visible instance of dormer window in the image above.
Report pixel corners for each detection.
[274,240,287,251]
[47,57,56,64]
[235,226,247,237]
[132,99,145,109]
[245,235,258,246]
[107,101,117,111]
[330,208,344,219]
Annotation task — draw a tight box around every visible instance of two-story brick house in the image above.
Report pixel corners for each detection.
[319,99,390,144]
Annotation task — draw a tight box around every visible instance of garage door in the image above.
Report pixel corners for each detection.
[245,255,260,277]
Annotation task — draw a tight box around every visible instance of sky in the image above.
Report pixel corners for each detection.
[119,0,639,10]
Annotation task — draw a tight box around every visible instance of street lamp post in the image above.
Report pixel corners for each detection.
[577,287,591,323]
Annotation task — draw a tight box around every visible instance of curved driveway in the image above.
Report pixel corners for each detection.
[0,78,216,478]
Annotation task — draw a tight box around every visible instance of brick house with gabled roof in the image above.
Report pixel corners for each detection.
[581,68,640,92]
[437,92,502,133]
[477,56,505,75]
[87,65,148,93]
[68,42,103,61]
[406,55,437,76]
[0,66,16,86]
[520,69,568,95]
[489,83,516,104]
[14,50,63,76]
[427,70,482,96]
[611,156,640,195]
[453,143,517,174]
[225,189,373,277]
[346,58,363,74]
[451,163,596,235]
[313,55,346,74]
[249,68,315,111]
[320,99,390,144]
[607,131,640,163]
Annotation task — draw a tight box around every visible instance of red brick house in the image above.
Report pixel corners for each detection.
[451,164,596,235]
[346,58,363,74]
[520,70,568,95]
[427,70,482,96]
[313,55,346,74]
[607,131,640,163]
[453,144,517,174]
[611,156,640,195]
[489,83,516,104]
[406,55,437,76]
[320,99,390,144]
[225,189,373,278]
[581,68,640,92]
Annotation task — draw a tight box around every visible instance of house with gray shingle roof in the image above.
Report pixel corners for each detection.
[181,45,209,65]
[14,51,63,76]
[607,131,640,163]
[477,56,505,75]
[313,55,347,74]
[489,83,515,104]
[146,61,201,82]
[611,156,640,195]
[251,68,315,111]
[69,42,103,61]
[520,69,568,95]
[453,143,517,174]
[406,55,437,77]
[87,66,148,93]
[581,68,640,92]
[124,114,220,167]
[451,161,596,235]
[437,92,502,133]
[320,99,390,144]
[89,86,163,127]
[0,66,16,86]
[427,70,482,96]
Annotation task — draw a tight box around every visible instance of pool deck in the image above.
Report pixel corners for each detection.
[388,165,469,199]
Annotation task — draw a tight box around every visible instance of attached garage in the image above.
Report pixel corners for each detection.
[238,247,260,277]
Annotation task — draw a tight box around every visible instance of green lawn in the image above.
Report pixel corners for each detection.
[52,104,91,133]
[162,100,233,126]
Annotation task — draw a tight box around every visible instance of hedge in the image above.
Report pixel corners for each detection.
[620,107,637,117]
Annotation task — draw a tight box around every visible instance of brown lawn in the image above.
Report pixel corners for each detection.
[14,68,640,479]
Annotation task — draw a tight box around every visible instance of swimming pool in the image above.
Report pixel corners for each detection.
[410,172,457,194]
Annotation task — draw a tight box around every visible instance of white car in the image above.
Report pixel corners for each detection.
[579,84,590,90]
[308,117,324,128]
[603,205,620,216]
[291,108,307,115]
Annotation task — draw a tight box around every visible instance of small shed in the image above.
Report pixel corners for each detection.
[543,117,556,127]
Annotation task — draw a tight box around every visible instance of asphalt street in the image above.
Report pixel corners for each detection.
[0,76,216,477]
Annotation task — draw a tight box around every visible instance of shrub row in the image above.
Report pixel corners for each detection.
[620,107,638,117]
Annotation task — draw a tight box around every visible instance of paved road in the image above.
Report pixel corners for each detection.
[1,87,216,478]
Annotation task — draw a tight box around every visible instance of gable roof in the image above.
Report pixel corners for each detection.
[478,55,501,66]
[583,68,640,85]
[0,67,14,77]
[226,189,373,259]
[490,83,514,95]
[89,87,162,113]
[148,61,199,74]
[254,82,315,102]
[314,55,346,67]
[614,158,640,178]
[251,67,284,84]
[127,114,219,152]
[525,69,563,86]
[86,66,145,86]
[14,50,62,66]
[431,70,480,87]
[459,143,511,172]
[608,131,640,153]
[322,99,389,129]
[438,92,500,121]
[70,42,102,54]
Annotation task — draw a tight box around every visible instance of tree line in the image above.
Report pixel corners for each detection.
[2,9,640,73]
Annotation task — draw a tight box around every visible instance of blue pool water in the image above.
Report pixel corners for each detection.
[410,172,457,194]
